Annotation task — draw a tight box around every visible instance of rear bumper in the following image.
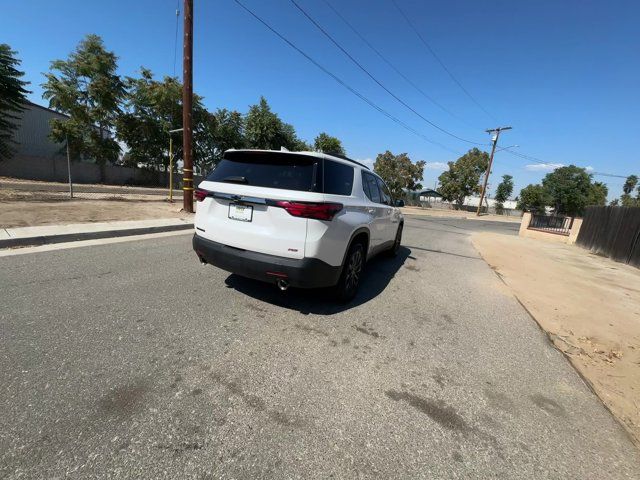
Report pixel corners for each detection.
[192,234,341,288]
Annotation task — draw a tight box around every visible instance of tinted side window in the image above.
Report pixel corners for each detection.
[376,177,392,205]
[362,172,372,199]
[323,160,354,196]
[362,172,381,203]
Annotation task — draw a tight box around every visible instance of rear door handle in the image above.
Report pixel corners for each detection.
[367,208,375,214]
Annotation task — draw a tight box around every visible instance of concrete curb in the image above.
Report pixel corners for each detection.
[0,222,193,249]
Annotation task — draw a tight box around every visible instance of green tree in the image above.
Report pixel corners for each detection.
[314,132,345,155]
[117,68,231,176]
[373,151,425,200]
[116,68,182,170]
[621,175,639,207]
[494,174,514,213]
[42,34,125,178]
[586,181,608,207]
[292,137,312,151]
[517,184,550,212]
[542,165,598,216]
[0,44,30,162]
[195,108,246,174]
[279,121,310,151]
[245,97,308,151]
[623,175,638,195]
[208,108,245,160]
[245,97,278,149]
[437,148,490,209]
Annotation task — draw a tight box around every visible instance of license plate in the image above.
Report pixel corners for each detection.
[228,203,253,222]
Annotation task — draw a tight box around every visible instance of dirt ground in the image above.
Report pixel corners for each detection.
[0,176,167,190]
[0,193,191,228]
[401,205,522,223]
[473,232,640,445]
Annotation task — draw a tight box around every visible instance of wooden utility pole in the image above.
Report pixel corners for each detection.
[476,126,511,215]
[182,0,194,212]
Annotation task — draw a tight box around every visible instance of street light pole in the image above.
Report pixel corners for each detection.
[65,134,73,198]
[169,135,173,202]
[476,126,511,216]
[168,128,183,202]
[182,0,194,213]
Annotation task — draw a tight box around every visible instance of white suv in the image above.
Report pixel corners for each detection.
[192,149,404,301]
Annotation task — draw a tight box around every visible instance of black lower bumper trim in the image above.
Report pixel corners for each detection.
[193,234,341,288]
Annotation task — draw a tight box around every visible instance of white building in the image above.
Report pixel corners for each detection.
[419,190,518,210]
[458,195,518,210]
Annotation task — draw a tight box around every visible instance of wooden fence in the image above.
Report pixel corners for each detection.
[576,206,640,268]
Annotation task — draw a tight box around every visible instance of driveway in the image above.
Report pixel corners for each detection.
[1,215,638,478]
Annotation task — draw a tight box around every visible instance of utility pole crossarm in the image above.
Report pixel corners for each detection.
[476,126,512,216]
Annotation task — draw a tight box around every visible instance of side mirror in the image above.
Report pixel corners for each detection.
[395,199,405,207]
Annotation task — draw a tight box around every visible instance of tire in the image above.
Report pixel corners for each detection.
[386,223,403,257]
[333,241,365,303]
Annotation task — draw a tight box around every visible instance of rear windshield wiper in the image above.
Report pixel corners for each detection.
[221,176,248,184]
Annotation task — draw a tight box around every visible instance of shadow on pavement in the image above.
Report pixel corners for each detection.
[224,246,411,315]
[402,244,482,261]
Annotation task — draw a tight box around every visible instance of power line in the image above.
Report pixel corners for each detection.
[289,0,488,147]
[501,147,628,179]
[322,0,474,129]
[234,1,626,188]
[257,1,626,184]
[501,148,551,164]
[391,0,497,122]
[233,0,462,156]
[591,172,628,179]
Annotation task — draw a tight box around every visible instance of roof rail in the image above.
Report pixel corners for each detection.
[324,152,370,170]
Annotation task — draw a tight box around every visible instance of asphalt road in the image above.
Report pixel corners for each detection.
[1,215,638,479]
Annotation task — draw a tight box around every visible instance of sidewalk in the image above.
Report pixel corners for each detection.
[472,232,640,445]
[0,218,193,249]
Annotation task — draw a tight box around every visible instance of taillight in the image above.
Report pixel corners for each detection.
[275,201,343,221]
[194,188,209,202]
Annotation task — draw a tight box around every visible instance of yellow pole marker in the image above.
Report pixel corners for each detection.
[183,169,193,191]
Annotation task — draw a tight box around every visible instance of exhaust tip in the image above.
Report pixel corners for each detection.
[276,279,289,291]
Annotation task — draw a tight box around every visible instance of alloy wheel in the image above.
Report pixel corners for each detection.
[345,248,363,291]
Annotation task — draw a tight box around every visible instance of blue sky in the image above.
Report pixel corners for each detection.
[3,0,639,198]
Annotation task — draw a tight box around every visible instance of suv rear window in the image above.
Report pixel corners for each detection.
[323,160,354,196]
[207,151,320,192]
[207,152,356,195]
